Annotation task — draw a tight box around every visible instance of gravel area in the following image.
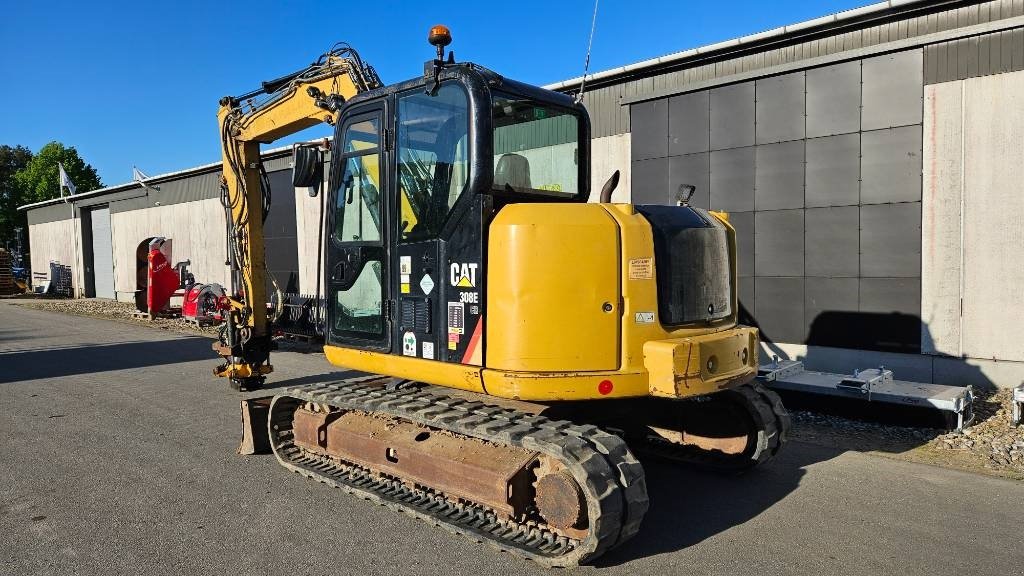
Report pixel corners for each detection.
[13,296,220,338]
[789,389,1024,480]
[931,390,1024,473]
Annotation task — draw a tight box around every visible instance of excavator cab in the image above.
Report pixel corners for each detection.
[296,60,592,368]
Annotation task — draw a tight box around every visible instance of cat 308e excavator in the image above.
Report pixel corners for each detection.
[213,27,789,567]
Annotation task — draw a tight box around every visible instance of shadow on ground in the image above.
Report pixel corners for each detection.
[0,337,214,384]
[594,442,835,566]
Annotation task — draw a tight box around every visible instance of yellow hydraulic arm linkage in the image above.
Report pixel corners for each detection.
[214,44,381,390]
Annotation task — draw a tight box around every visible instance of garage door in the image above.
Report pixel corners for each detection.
[90,206,115,299]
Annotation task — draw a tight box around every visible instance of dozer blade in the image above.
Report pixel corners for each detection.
[238,396,272,455]
[633,381,791,472]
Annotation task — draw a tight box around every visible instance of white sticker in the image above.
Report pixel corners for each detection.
[420,274,435,295]
[422,341,435,360]
[400,256,412,275]
[629,258,653,280]
[402,331,417,356]
[450,262,478,288]
[447,301,465,335]
[400,274,411,284]
[635,312,656,324]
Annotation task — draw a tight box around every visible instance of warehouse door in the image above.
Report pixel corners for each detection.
[88,206,115,299]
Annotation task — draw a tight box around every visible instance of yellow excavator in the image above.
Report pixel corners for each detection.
[214,28,789,567]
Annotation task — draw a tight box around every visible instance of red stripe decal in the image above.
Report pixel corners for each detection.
[461,318,483,365]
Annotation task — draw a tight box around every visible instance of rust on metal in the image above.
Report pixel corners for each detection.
[291,408,539,517]
[535,471,584,530]
[238,397,273,455]
[648,425,748,454]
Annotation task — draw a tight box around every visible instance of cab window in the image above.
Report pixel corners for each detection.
[396,83,469,242]
[492,93,580,197]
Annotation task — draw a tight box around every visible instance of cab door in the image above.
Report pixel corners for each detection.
[326,104,390,351]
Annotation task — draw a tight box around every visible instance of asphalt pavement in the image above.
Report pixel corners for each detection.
[1,300,1022,576]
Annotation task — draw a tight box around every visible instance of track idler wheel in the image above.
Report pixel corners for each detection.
[534,461,586,532]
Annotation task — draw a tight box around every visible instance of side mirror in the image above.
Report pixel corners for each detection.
[292,143,324,196]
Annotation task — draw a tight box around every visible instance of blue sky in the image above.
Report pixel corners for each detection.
[0,0,871,188]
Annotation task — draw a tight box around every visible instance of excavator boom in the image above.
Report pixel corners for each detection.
[214,45,381,389]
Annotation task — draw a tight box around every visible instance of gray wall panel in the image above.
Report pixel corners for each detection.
[805,206,859,277]
[805,277,860,338]
[755,72,806,144]
[710,82,755,150]
[739,277,755,317]
[755,277,805,343]
[859,277,921,315]
[27,203,73,225]
[860,202,922,277]
[668,153,710,209]
[805,133,861,207]
[755,140,805,210]
[806,61,861,138]
[669,91,710,155]
[755,209,804,277]
[860,126,923,204]
[630,100,668,160]
[630,158,669,204]
[729,211,755,278]
[862,50,924,130]
[710,147,755,211]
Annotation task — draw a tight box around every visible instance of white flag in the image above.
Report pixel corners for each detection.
[58,162,76,197]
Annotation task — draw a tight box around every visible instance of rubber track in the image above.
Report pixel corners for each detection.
[267,379,649,567]
[639,382,791,472]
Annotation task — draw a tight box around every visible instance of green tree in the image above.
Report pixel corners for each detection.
[15,141,102,205]
[0,145,34,246]
[1,142,103,248]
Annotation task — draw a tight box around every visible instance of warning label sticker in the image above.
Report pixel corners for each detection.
[629,258,653,280]
[402,331,416,356]
[447,302,465,335]
[634,311,655,324]
[422,341,435,360]
[419,274,435,295]
[447,333,459,350]
[399,256,412,275]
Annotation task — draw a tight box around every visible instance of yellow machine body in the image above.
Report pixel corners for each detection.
[325,202,758,401]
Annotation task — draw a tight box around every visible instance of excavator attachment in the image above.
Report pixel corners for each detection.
[238,397,272,455]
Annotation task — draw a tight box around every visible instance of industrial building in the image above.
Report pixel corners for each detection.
[20,0,1024,388]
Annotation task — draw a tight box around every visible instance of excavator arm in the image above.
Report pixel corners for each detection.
[214,44,381,390]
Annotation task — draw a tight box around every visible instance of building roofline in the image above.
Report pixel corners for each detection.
[17,144,295,212]
[543,0,940,92]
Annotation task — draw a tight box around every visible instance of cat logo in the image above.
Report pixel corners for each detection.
[450,262,478,288]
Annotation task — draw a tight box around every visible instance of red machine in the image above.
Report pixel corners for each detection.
[133,237,225,325]
[146,239,189,318]
[182,283,226,326]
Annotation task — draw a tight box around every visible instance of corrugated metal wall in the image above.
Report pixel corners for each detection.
[925,26,1024,82]
[578,0,1024,138]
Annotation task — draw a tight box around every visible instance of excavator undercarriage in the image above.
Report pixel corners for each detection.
[239,375,788,566]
